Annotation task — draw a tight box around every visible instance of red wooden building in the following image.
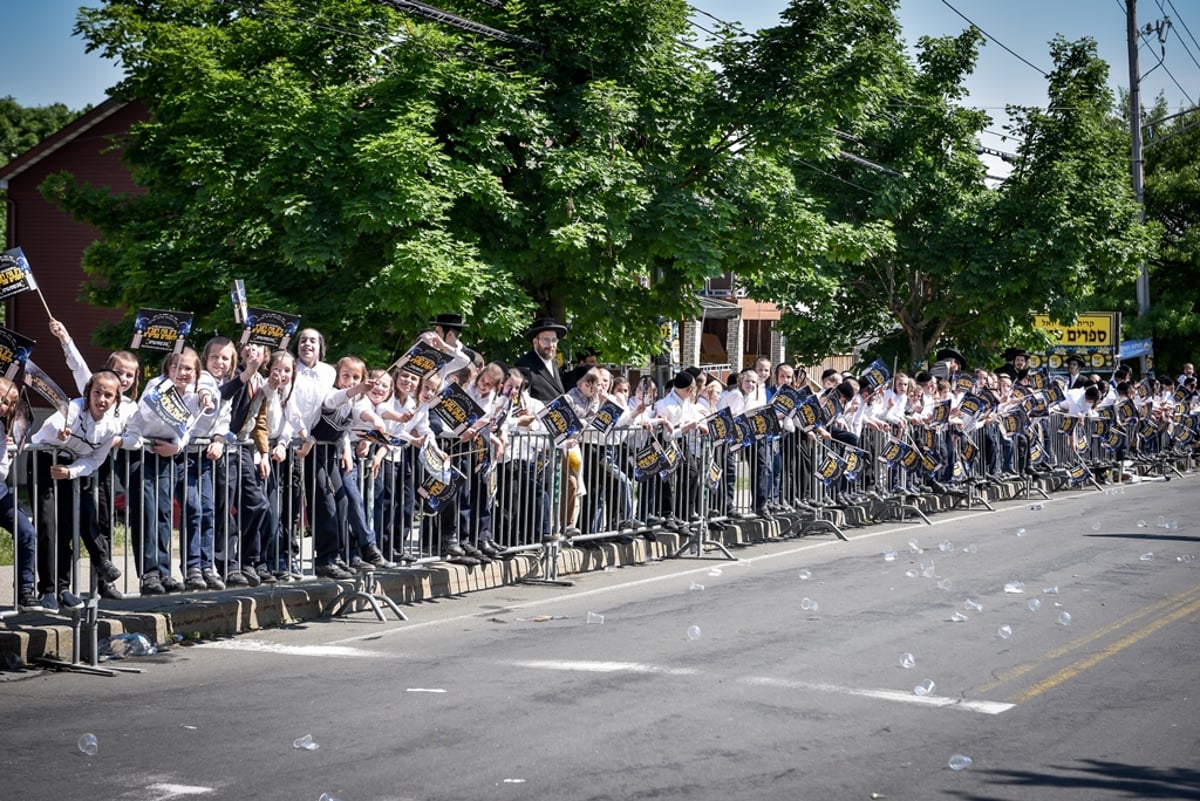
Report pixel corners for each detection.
[2,99,146,401]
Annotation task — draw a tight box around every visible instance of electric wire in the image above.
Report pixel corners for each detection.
[938,0,1047,76]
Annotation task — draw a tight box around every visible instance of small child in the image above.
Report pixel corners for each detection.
[30,371,125,611]
[122,348,212,595]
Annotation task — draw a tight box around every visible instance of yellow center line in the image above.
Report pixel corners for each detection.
[1012,594,1200,702]
[974,583,1200,695]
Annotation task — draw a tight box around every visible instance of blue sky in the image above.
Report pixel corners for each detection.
[3,0,1197,127]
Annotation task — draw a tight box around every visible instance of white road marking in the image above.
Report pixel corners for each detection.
[145,783,214,798]
[199,640,384,658]
[505,659,1012,714]
[511,659,699,676]
[743,675,1015,714]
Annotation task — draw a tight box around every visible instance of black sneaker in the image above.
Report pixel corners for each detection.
[461,542,492,564]
[349,555,375,572]
[255,565,277,584]
[58,590,84,611]
[202,568,226,591]
[185,569,208,591]
[361,545,391,568]
[98,560,122,583]
[225,569,251,588]
[479,540,508,558]
[97,581,125,601]
[17,591,43,612]
[161,575,187,593]
[315,562,355,580]
[141,574,166,595]
[444,542,466,558]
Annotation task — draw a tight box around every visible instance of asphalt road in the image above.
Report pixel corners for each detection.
[3,476,1198,801]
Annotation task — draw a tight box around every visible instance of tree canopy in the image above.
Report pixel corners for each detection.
[742,31,1157,371]
[41,0,1161,370]
[49,0,892,363]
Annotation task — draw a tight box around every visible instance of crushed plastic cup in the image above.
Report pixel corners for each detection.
[1027,598,1041,612]
[904,568,919,578]
[913,679,935,696]
[883,548,898,563]
[948,754,973,771]
[586,612,605,625]
[1090,522,1101,531]
[1030,503,1044,511]
[1140,553,1154,562]
[961,543,978,554]
[292,734,319,751]
[686,625,702,641]
[1004,581,1025,594]
[1043,585,1059,595]
[1158,515,1166,528]
[707,567,723,577]
[921,563,937,578]
[1057,611,1072,626]
[800,597,819,612]
[900,652,915,669]
[1166,520,1178,530]
[1015,527,1027,537]
[949,611,969,622]
[98,632,156,658]
[1137,520,1148,528]
[964,599,983,612]
[318,794,343,801]
[77,733,98,756]
[997,624,1013,639]
[689,582,705,592]
[937,578,953,591]
[797,569,813,581]
[908,539,923,554]
[938,540,953,552]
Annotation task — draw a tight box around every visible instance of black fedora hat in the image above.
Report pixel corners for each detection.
[526,317,567,339]
[430,312,465,331]
[934,347,968,371]
[1002,347,1027,362]
[1065,354,1085,368]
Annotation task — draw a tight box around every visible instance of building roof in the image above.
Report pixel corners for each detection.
[0,98,130,186]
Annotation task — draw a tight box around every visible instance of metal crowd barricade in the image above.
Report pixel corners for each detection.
[670,431,735,560]
[23,446,141,676]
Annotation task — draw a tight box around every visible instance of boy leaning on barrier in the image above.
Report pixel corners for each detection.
[29,371,125,611]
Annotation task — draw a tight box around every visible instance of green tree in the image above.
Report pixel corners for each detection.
[742,32,1156,371]
[1091,96,1200,374]
[48,0,900,364]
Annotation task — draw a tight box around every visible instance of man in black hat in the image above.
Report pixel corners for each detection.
[515,317,568,402]
[995,347,1026,381]
[431,312,465,347]
[934,347,968,377]
[1064,354,1088,389]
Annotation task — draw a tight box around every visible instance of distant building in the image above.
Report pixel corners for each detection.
[2,99,145,399]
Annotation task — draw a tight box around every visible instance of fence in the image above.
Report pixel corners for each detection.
[4,410,1197,627]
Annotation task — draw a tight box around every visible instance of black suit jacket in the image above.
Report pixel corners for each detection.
[515,351,565,403]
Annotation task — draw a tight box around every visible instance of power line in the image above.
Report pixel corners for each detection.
[1163,8,1200,73]
[938,0,1047,76]
[1165,0,1200,55]
[373,0,542,50]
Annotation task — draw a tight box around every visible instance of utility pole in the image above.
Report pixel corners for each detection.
[1126,0,1151,374]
